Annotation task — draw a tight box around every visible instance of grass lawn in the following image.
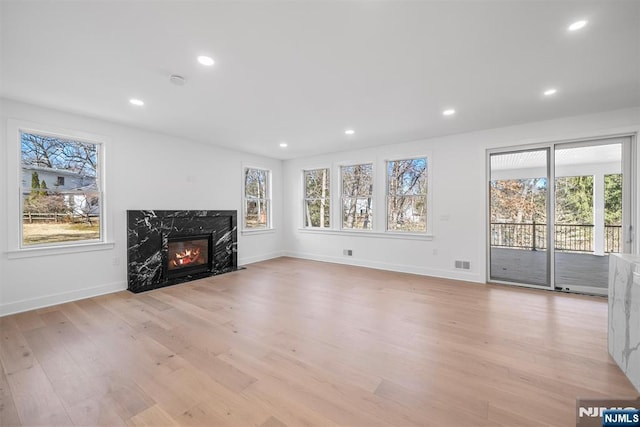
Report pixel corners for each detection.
[23,222,100,245]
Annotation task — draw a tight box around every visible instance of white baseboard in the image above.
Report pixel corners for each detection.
[239,251,286,266]
[281,251,484,283]
[1,252,480,316]
[0,281,126,317]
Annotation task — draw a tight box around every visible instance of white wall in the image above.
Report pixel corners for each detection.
[0,99,284,315]
[283,107,640,283]
[2,100,638,316]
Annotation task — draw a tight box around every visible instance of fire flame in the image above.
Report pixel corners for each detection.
[170,247,202,268]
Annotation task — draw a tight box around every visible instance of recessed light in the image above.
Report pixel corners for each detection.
[197,55,215,66]
[442,109,456,116]
[568,20,588,31]
[129,99,144,106]
[544,88,557,96]
[279,142,288,148]
[345,129,355,135]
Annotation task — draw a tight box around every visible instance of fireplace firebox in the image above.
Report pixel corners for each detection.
[165,234,213,279]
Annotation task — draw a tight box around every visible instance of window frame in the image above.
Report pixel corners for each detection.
[302,167,331,229]
[242,165,272,232]
[385,156,430,234]
[6,120,112,258]
[339,162,375,231]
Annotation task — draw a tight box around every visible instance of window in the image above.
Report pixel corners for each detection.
[386,158,427,232]
[303,168,330,228]
[243,167,271,230]
[341,163,373,230]
[20,131,103,246]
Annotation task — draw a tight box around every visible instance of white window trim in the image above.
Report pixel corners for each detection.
[6,119,112,255]
[241,164,273,233]
[384,155,432,235]
[297,227,433,241]
[338,160,376,232]
[302,166,332,229]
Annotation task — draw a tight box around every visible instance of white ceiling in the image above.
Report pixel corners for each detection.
[1,1,639,160]
[491,142,623,171]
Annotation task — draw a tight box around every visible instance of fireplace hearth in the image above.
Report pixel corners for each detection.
[127,210,237,293]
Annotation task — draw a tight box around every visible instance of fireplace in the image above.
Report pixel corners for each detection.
[166,234,213,279]
[127,210,237,293]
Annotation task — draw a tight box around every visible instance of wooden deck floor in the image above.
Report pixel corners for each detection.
[491,247,610,289]
[1,257,637,426]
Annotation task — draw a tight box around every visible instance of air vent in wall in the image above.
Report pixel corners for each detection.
[455,260,471,270]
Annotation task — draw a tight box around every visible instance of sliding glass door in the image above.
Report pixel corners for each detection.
[488,136,634,294]
[553,139,631,295]
[489,148,551,288]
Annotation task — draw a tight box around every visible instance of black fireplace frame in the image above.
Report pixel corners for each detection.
[164,233,214,279]
[127,210,238,293]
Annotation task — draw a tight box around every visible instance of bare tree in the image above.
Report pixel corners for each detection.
[342,164,373,229]
[304,168,330,227]
[387,159,427,231]
[21,133,97,176]
[490,178,547,223]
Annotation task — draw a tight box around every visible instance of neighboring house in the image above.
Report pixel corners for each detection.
[21,165,95,191]
[22,165,99,216]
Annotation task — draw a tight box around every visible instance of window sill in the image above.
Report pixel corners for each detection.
[241,228,276,236]
[297,228,434,241]
[7,241,115,259]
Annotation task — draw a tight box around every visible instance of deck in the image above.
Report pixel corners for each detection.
[490,247,609,289]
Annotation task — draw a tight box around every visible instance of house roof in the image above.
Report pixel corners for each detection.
[22,165,93,178]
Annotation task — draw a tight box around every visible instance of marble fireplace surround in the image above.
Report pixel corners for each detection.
[127,210,238,293]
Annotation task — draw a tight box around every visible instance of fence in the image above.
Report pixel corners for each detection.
[23,212,99,224]
[490,222,622,253]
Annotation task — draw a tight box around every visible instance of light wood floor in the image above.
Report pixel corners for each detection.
[1,257,637,426]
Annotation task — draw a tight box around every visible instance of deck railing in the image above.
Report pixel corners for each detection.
[490,223,622,253]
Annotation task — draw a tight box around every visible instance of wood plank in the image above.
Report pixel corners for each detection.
[127,404,179,426]
[259,415,287,427]
[0,257,637,426]
[65,394,127,426]
[0,318,35,375]
[5,362,72,425]
[22,327,105,407]
[0,368,21,426]
[11,311,46,332]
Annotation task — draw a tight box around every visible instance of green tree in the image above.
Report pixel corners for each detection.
[604,174,622,225]
[555,176,593,224]
[29,171,40,200]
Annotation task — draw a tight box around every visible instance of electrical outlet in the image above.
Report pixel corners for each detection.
[343,249,353,256]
